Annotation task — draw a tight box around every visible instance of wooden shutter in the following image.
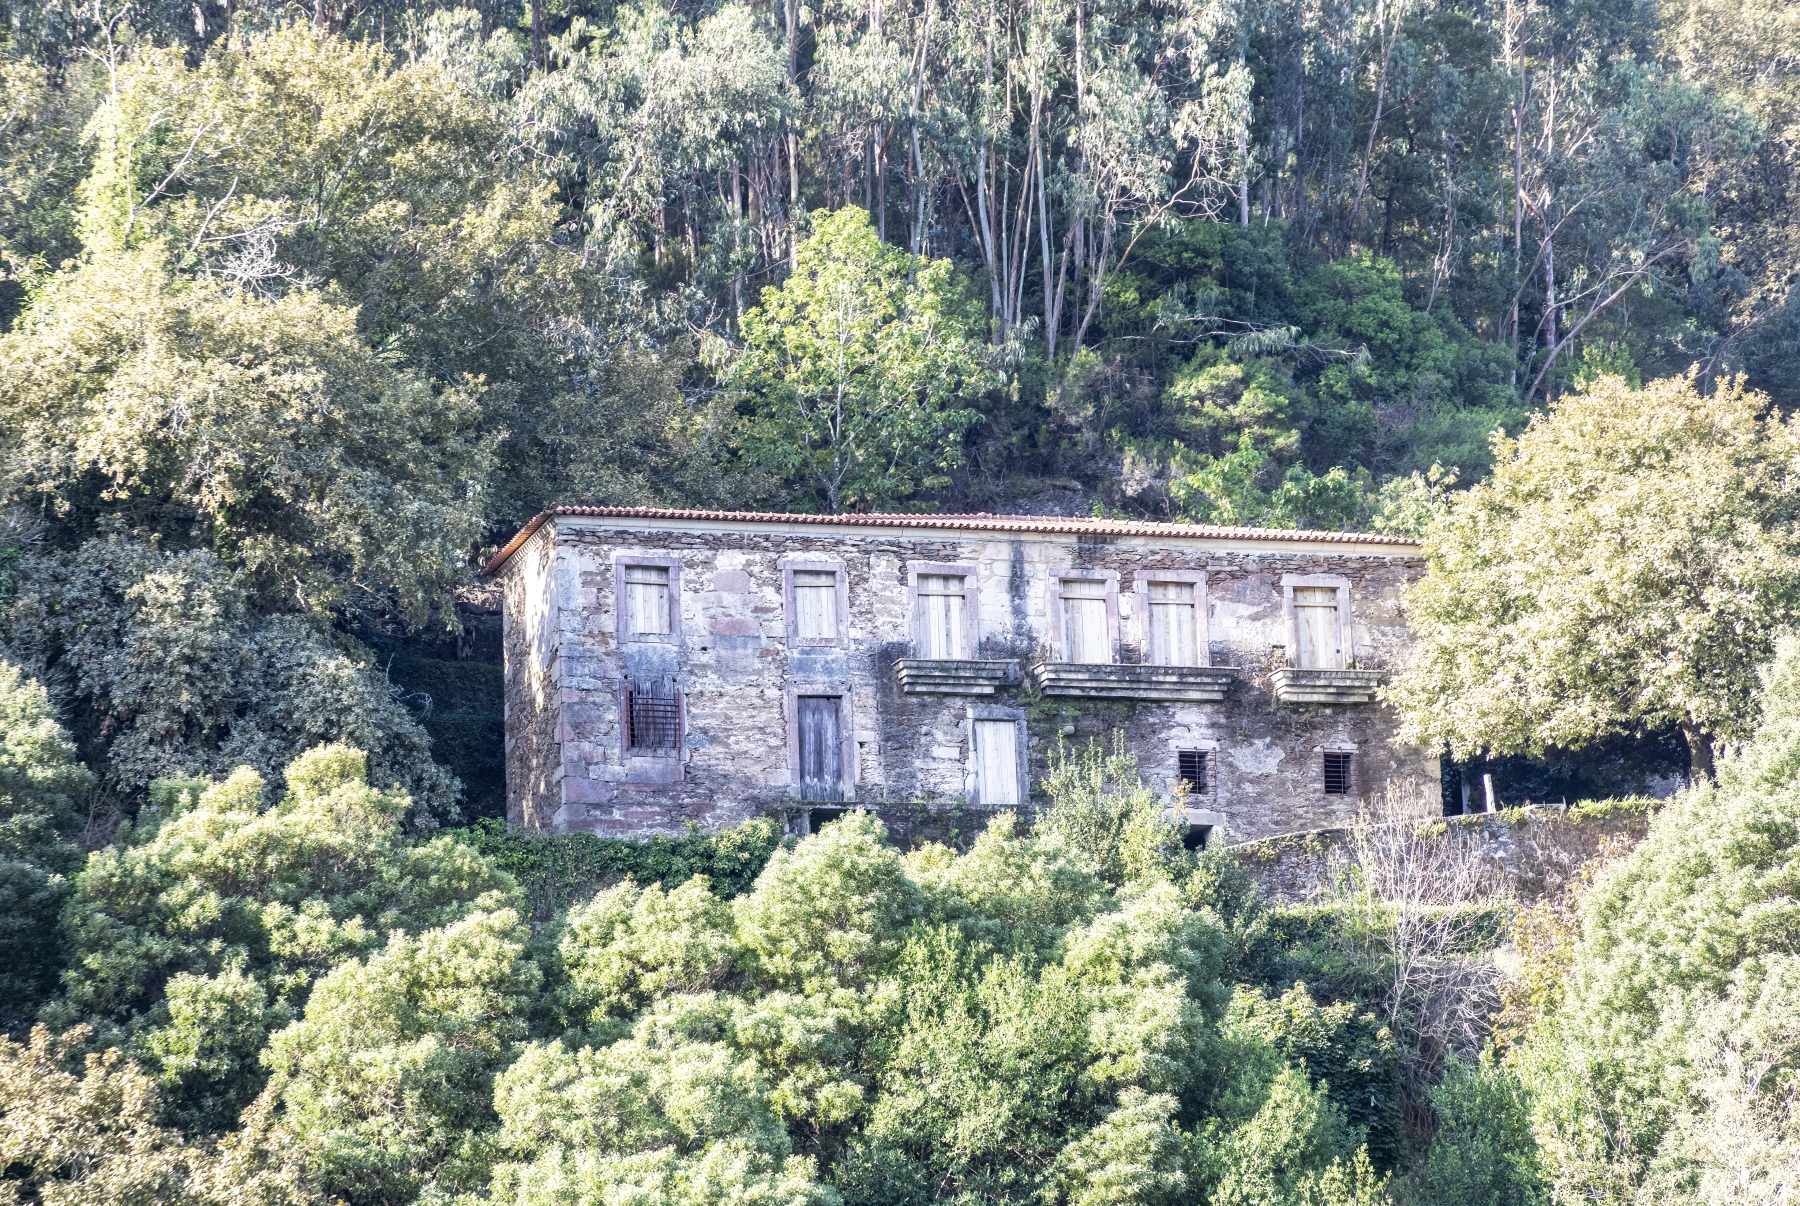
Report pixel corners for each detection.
[1147,581,1198,667]
[1293,587,1342,669]
[797,696,842,801]
[917,575,967,658]
[792,570,839,640]
[973,719,1020,807]
[1061,579,1110,664]
[624,565,671,637]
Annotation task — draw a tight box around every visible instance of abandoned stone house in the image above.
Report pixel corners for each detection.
[484,506,1438,844]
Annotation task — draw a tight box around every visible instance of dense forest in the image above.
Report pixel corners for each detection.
[4,0,1800,1200]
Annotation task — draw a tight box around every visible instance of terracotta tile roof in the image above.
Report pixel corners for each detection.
[480,505,1421,576]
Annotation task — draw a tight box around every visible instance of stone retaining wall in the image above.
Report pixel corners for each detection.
[1230,804,1655,904]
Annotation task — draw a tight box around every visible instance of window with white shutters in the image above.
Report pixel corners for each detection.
[973,719,1020,807]
[916,574,968,659]
[1293,586,1343,669]
[792,570,839,641]
[1147,581,1200,667]
[1061,579,1110,664]
[623,565,672,638]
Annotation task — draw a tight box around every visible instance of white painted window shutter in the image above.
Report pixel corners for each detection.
[624,565,671,637]
[1061,579,1110,663]
[1147,581,1198,666]
[917,575,967,658]
[793,571,838,640]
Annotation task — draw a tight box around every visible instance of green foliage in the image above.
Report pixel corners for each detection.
[1417,1057,1547,1206]
[0,250,495,623]
[1229,984,1403,1171]
[1391,373,1800,765]
[735,207,991,513]
[1035,737,1184,887]
[0,661,93,1029]
[1508,635,1800,1200]
[6,538,458,812]
[454,815,783,924]
[0,1023,315,1206]
[45,743,514,1133]
[265,907,542,1205]
[0,54,99,330]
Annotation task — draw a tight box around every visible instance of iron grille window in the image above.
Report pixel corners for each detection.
[1323,751,1354,796]
[1177,750,1212,796]
[625,680,681,753]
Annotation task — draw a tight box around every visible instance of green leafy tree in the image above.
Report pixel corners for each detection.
[0,661,93,1029]
[1035,737,1184,887]
[6,539,456,809]
[0,1023,316,1206]
[46,743,514,1132]
[1512,635,1800,1202]
[1389,373,1800,774]
[265,907,541,1206]
[735,207,990,512]
[0,251,495,624]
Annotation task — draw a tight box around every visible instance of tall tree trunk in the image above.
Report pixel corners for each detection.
[786,0,800,270]
[1681,720,1716,781]
[1347,0,1400,245]
[530,0,545,70]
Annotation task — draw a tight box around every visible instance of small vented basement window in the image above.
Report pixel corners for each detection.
[1177,750,1212,796]
[1323,751,1355,796]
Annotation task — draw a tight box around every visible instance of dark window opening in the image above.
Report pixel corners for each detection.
[626,680,682,753]
[805,806,850,833]
[1181,824,1212,851]
[1324,751,1354,796]
[1177,750,1212,796]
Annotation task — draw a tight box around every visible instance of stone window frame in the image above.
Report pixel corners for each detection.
[783,687,857,800]
[1317,739,1359,797]
[1134,569,1211,667]
[1169,737,1221,801]
[905,561,981,659]
[613,552,684,646]
[1047,568,1121,664]
[1279,572,1354,669]
[617,681,687,764]
[965,703,1030,807]
[782,558,851,649]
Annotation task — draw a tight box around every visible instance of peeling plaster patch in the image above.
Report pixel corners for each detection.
[1228,739,1285,776]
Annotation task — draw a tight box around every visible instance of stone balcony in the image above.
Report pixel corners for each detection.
[1269,667,1384,704]
[893,658,1022,696]
[1029,661,1238,703]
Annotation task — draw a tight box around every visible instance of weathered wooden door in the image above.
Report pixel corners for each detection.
[916,575,967,658]
[1147,581,1198,666]
[1293,587,1343,669]
[973,719,1020,807]
[797,696,842,801]
[1060,579,1110,663]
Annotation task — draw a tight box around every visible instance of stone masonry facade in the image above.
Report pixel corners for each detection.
[487,507,1439,843]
